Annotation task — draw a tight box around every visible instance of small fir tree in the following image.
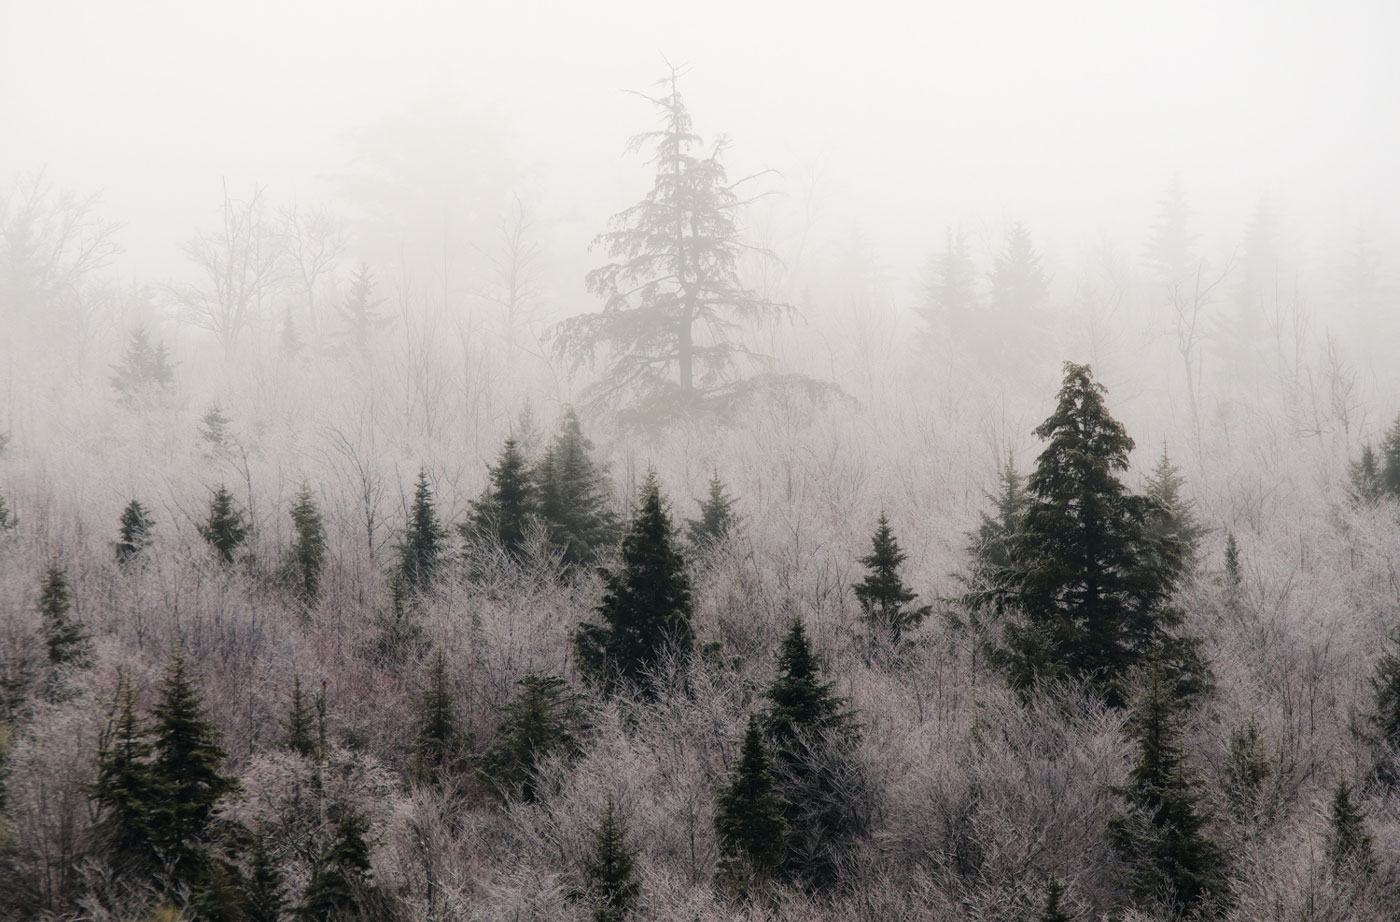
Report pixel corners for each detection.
[574,473,692,695]
[1222,716,1273,824]
[852,514,931,641]
[1325,780,1376,879]
[480,672,586,801]
[199,485,249,566]
[115,499,154,565]
[1372,625,1400,755]
[0,494,14,532]
[1380,411,1400,500]
[412,651,462,786]
[337,260,390,357]
[92,677,158,878]
[685,474,740,552]
[762,619,862,888]
[534,408,619,569]
[283,676,317,758]
[1143,445,1207,568]
[1347,444,1385,508]
[580,794,641,922]
[38,564,91,670]
[396,468,446,594]
[148,651,238,890]
[296,808,374,922]
[244,831,286,922]
[110,326,176,405]
[462,436,538,563]
[365,573,429,666]
[1038,876,1073,922]
[199,404,234,453]
[285,484,326,603]
[1107,660,1226,916]
[1223,532,1242,592]
[714,716,788,896]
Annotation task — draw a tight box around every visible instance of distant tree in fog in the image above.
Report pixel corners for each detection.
[336,260,390,358]
[199,485,249,566]
[685,473,740,555]
[915,226,979,343]
[551,67,793,425]
[533,408,618,570]
[109,326,176,406]
[395,469,447,594]
[462,435,538,564]
[115,499,154,566]
[174,183,284,361]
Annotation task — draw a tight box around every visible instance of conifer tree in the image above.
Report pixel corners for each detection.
[1380,411,1400,500]
[1372,626,1400,763]
[244,831,286,922]
[1037,876,1073,922]
[0,494,14,532]
[199,485,249,566]
[580,794,641,922]
[337,260,389,358]
[412,651,461,786]
[365,573,429,666]
[38,564,91,670]
[685,474,740,553]
[1143,445,1206,568]
[462,436,537,562]
[296,808,374,922]
[762,619,861,888]
[1347,444,1385,507]
[714,716,788,895]
[574,473,692,694]
[1222,716,1273,824]
[110,326,176,405]
[92,676,158,877]
[992,363,1197,707]
[480,672,586,801]
[148,651,238,889]
[551,67,792,423]
[1107,660,1226,916]
[968,458,1027,586]
[1324,780,1376,879]
[852,514,931,641]
[396,468,446,594]
[283,676,317,759]
[534,408,618,569]
[199,404,233,454]
[115,499,154,565]
[916,226,980,341]
[1223,532,1242,593]
[285,484,326,603]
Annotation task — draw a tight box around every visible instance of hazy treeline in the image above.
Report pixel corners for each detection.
[2,67,1400,922]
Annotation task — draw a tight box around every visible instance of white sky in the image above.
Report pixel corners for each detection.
[3,0,1397,282]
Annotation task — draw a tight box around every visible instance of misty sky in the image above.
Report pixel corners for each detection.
[4,0,1397,286]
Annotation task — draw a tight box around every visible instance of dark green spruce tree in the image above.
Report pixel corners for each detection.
[1038,876,1073,922]
[412,651,462,786]
[579,794,641,922]
[115,499,154,565]
[1347,444,1385,508]
[1380,411,1400,500]
[852,513,931,642]
[685,474,740,553]
[1372,626,1400,762]
[284,484,326,604]
[958,457,1029,633]
[762,619,862,889]
[296,808,374,922]
[283,676,318,759]
[199,485,249,566]
[244,830,286,922]
[1325,780,1376,879]
[480,672,586,801]
[992,362,1197,707]
[148,651,239,895]
[462,436,538,563]
[1106,660,1226,917]
[396,468,446,594]
[38,564,91,671]
[714,716,788,897]
[574,473,692,695]
[92,676,158,879]
[534,408,619,570]
[1143,445,1207,568]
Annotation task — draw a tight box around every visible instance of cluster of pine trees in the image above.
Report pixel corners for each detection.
[3,363,1400,921]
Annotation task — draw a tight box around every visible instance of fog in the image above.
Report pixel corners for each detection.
[5,2,1400,921]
